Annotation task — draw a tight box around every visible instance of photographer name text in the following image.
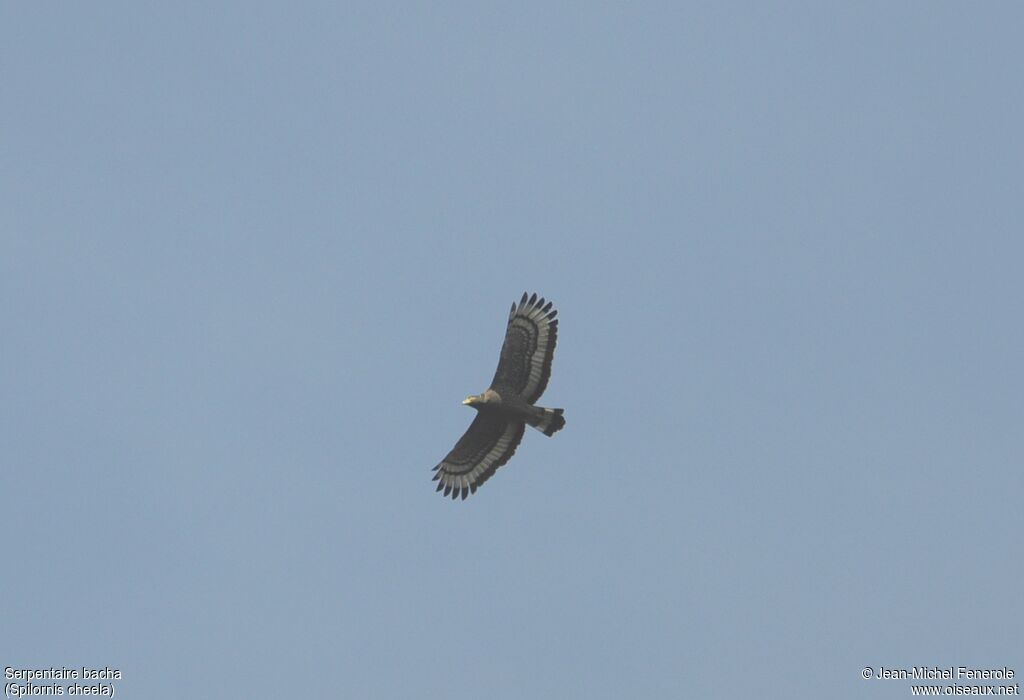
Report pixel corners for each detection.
[872,667,1014,681]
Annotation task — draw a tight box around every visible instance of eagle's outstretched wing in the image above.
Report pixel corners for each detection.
[432,413,526,500]
[489,292,559,403]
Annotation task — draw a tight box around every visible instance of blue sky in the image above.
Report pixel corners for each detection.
[2,3,1021,698]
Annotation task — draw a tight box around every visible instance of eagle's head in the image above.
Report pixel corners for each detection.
[463,389,501,408]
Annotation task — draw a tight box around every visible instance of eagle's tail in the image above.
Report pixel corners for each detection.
[529,407,565,437]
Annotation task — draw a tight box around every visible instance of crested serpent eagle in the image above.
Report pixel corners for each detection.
[432,292,565,499]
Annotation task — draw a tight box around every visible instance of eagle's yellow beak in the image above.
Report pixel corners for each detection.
[462,396,475,405]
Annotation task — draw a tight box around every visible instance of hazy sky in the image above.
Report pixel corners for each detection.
[3,3,1021,698]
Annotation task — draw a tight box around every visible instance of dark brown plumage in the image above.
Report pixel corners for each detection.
[432,293,565,499]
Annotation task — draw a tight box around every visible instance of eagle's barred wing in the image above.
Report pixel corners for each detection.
[489,292,558,403]
[432,413,526,500]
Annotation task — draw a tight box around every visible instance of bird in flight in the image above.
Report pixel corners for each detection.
[432,292,565,499]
